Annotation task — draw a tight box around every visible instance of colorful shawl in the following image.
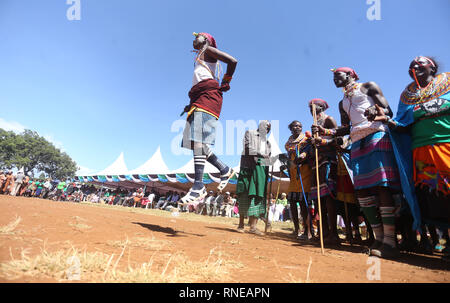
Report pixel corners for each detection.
[390,72,450,231]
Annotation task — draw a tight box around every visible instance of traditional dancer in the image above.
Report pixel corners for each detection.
[314,67,401,258]
[372,57,450,257]
[308,99,340,246]
[180,32,237,204]
[282,120,313,240]
[236,121,274,235]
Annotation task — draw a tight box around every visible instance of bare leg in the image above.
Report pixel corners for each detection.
[324,196,340,245]
[289,194,300,236]
[238,215,245,230]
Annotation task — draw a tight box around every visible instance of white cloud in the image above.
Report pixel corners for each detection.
[76,165,97,176]
[43,134,65,151]
[0,118,26,133]
[0,117,66,152]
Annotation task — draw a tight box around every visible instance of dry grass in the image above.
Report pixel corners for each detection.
[0,242,243,283]
[68,216,91,231]
[0,216,22,235]
[106,235,171,251]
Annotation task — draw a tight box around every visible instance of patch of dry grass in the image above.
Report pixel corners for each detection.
[106,235,171,251]
[68,216,91,231]
[0,243,243,283]
[0,216,22,235]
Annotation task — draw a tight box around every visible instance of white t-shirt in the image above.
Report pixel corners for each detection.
[192,59,217,87]
[342,84,387,142]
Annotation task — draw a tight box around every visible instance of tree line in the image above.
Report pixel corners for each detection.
[0,128,77,179]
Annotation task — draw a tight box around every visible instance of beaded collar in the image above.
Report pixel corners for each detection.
[401,72,450,105]
[343,82,362,99]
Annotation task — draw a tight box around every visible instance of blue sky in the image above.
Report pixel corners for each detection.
[0,0,449,175]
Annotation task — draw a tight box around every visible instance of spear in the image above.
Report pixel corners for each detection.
[312,103,325,255]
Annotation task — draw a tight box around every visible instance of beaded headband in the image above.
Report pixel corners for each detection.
[413,56,436,69]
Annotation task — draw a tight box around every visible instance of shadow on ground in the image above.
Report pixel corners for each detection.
[206,225,450,271]
[132,222,206,238]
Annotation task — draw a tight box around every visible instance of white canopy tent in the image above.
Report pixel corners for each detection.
[76,132,291,195]
[92,152,128,177]
[127,146,170,175]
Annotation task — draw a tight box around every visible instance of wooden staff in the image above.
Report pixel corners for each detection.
[273,171,282,223]
[265,164,275,233]
[275,171,281,201]
[312,103,325,255]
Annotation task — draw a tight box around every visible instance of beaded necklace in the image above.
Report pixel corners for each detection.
[343,82,362,119]
[401,73,450,105]
[343,82,361,99]
[192,47,222,81]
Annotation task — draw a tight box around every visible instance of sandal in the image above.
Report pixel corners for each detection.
[180,187,207,204]
[217,168,236,192]
[364,240,383,255]
[297,233,309,241]
[370,243,400,259]
[249,228,264,236]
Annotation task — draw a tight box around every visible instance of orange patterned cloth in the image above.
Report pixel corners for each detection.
[413,142,450,196]
[336,154,357,204]
[285,133,312,193]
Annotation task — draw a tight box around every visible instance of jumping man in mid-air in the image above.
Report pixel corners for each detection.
[180,32,238,204]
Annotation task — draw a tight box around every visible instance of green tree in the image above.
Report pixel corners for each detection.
[0,128,78,179]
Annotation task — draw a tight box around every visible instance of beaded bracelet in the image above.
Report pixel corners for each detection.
[322,128,336,136]
[387,117,398,130]
[320,138,329,146]
[222,74,233,83]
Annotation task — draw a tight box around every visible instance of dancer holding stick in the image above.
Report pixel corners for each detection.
[314,67,401,259]
[281,121,313,240]
[311,102,325,255]
[309,99,340,249]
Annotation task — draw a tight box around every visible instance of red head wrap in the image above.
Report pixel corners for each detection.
[331,67,359,81]
[309,98,329,110]
[198,32,217,48]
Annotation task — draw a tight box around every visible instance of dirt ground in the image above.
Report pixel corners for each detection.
[0,195,448,283]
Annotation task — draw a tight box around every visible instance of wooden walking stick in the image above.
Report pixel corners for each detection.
[312,103,325,255]
[265,164,275,233]
[275,171,281,201]
[273,170,282,224]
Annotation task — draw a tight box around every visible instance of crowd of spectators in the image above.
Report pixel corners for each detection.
[0,169,247,219]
